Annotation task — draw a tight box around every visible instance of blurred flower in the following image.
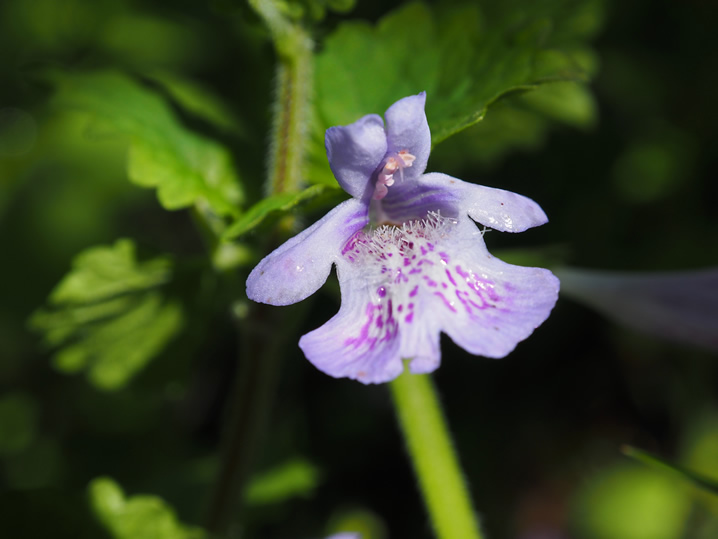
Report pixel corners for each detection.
[556,266,718,351]
[247,93,559,383]
[324,534,361,539]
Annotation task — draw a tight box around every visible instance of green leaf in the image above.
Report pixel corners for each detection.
[315,3,439,128]
[89,477,207,539]
[430,81,597,169]
[222,184,338,240]
[146,71,247,137]
[30,239,183,390]
[50,70,243,217]
[314,0,603,155]
[245,458,321,506]
[622,445,718,496]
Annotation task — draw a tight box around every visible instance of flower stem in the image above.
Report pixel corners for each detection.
[206,302,300,536]
[390,372,484,539]
[205,309,284,536]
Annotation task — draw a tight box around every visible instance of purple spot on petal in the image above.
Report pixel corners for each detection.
[409,285,419,297]
[405,313,414,323]
[434,291,457,312]
[377,286,386,298]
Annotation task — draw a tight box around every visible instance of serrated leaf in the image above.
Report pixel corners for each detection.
[50,70,243,217]
[622,445,718,496]
[222,184,337,240]
[89,477,207,539]
[30,239,183,390]
[50,239,171,304]
[314,0,603,154]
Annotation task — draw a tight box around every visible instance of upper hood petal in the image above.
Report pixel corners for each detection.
[325,114,387,199]
[384,92,431,182]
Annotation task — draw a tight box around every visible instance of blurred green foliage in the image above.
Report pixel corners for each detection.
[573,462,691,539]
[0,392,39,456]
[623,445,718,496]
[245,457,320,505]
[90,477,207,539]
[49,71,244,217]
[325,507,389,539]
[30,239,183,390]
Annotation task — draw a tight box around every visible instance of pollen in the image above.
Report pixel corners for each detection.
[372,149,416,200]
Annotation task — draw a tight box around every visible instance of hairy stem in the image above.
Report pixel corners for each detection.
[390,372,484,539]
[250,0,313,196]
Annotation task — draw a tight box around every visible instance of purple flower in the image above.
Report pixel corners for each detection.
[247,93,559,384]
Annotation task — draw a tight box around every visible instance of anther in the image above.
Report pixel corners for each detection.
[372,150,416,200]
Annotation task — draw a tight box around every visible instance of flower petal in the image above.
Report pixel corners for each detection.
[325,114,387,199]
[556,266,718,351]
[381,173,548,231]
[246,198,368,306]
[299,263,404,384]
[400,300,442,375]
[383,92,431,182]
[428,220,559,357]
[300,214,558,384]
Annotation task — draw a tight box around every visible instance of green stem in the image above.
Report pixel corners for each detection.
[390,372,484,539]
[205,304,289,536]
[250,0,313,196]
[206,320,277,536]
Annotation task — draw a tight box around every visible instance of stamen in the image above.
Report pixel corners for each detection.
[372,149,416,200]
[397,150,416,167]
